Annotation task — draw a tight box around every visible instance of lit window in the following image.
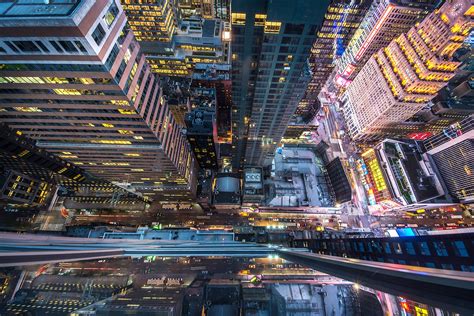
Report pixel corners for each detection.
[91,140,131,144]
[231,13,246,25]
[264,21,281,34]
[79,78,94,84]
[118,129,134,135]
[103,2,119,27]
[53,89,81,95]
[255,14,267,26]
[59,155,78,159]
[14,107,42,112]
[102,162,130,166]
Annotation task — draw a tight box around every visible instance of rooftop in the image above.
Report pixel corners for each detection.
[0,0,81,18]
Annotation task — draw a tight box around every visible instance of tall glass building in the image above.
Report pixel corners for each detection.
[230,0,330,169]
[0,0,197,202]
[296,0,371,122]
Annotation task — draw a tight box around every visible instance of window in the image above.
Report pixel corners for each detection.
[105,44,120,69]
[12,41,40,52]
[231,13,246,25]
[92,24,106,45]
[103,2,119,26]
[418,242,431,256]
[308,24,319,35]
[284,23,304,35]
[115,60,127,81]
[383,242,391,254]
[405,242,416,255]
[5,41,20,53]
[452,240,468,257]
[254,14,266,26]
[264,21,281,34]
[75,41,87,53]
[35,41,50,52]
[433,241,448,256]
[50,41,64,52]
[366,243,373,253]
[58,41,78,53]
[393,242,403,254]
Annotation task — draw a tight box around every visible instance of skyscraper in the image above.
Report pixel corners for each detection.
[122,0,177,43]
[0,123,145,207]
[185,107,218,170]
[334,0,438,87]
[342,0,473,141]
[231,0,329,169]
[122,1,231,77]
[296,0,371,121]
[0,0,197,202]
[192,64,233,145]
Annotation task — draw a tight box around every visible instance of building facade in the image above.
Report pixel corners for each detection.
[0,123,146,207]
[0,0,197,202]
[296,0,371,122]
[334,0,437,87]
[185,107,218,170]
[325,157,352,204]
[122,0,177,43]
[231,0,330,169]
[342,0,473,141]
[292,232,474,272]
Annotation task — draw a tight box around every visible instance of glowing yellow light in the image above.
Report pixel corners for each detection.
[53,89,81,95]
[118,109,136,115]
[464,5,474,16]
[118,129,134,135]
[264,21,281,34]
[368,159,387,191]
[14,107,42,112]
[440,13,450,24]
[254,14,267,26]
[102,162,130,166]
[231,12,246,25]
[91,140,132,145]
